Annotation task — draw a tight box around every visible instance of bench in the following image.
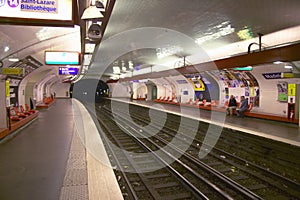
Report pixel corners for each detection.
[154,100,298,124]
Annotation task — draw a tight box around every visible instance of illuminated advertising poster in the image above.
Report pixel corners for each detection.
[0,0,73,25]
[288,83,296,96]
[277,82,288,102]
[188,78,205,91]
[5,80,10,97]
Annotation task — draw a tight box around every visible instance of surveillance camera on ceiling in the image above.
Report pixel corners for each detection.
[88,23,102,41]
[95,0,104,9]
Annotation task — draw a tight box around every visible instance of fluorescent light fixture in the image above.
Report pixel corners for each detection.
[128,61,134,69]
[4,46,9,52]
[195,21,235,45]
[8,57,19,62]
[273,61,283,64]
[113,66,120,74]
[119,74,127,78]
[234,66,253,71]
[110,75,119,80]
[284,65,293,69]
[156,46,183,59]
[81,6,104,20]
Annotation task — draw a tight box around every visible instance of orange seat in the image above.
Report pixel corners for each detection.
[248,103,253,111]
[25,104,37,113]
[10,116,21,121]
[20,105,32,115]
[10,108,25,120]
[163,96,170,102]
[13,107,27,118]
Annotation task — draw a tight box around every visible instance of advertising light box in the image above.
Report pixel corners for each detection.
[58,67,78,75]
[0,0,75,26]
[45,51,80,65]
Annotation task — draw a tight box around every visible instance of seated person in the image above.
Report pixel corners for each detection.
[237,96,248,117]
[226,95,237,116]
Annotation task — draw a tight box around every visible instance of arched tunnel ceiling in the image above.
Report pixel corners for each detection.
[1,1,300,82]
[90,0,300,79]
[27,69,53,83]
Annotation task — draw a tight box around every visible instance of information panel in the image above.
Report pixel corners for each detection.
[45,51,80,65]
[58,67,78,75]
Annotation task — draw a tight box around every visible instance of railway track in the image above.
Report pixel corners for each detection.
[92,103,272,199]
[94,100,300,199]
[97,107,214,199]
[122,101,300,182]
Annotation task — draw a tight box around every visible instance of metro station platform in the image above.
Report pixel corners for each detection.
[0,98,123,200]
[1,97,299,200]
[112,98,300,147]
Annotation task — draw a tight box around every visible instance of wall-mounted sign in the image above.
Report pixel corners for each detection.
[5,80,10,97]
[58,67,79,75]
[45,51,80,65]
[288,83,296,96]
[9,78,21,86]
[1,68,23,75]
[0,0,74,26]
[282,72,294,78]
[176,80,188,84]
[262,72,282,79]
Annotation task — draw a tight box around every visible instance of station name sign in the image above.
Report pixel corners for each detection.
[262,72,300,79]
[262,72,282,79]
[20,0,58,13]
[0,0,74,26]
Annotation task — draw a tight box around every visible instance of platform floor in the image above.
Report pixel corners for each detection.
[0,99,123,200]
[112,98,300,147]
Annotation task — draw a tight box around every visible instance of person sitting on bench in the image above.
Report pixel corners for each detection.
[237,96,248,117]
[226,95,237,116]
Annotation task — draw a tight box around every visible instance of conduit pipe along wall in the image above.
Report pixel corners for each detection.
[248,33,264,53]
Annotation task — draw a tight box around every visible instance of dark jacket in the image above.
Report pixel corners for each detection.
[228,98,237,107]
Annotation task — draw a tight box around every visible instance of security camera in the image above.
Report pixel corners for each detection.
[88,23,102,41]
[95,0,104,9]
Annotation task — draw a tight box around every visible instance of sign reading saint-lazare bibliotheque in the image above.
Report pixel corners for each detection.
[0,0,73,25]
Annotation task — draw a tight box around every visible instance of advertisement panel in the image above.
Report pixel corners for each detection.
[277,81,288,102]
[188,78,205,91]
